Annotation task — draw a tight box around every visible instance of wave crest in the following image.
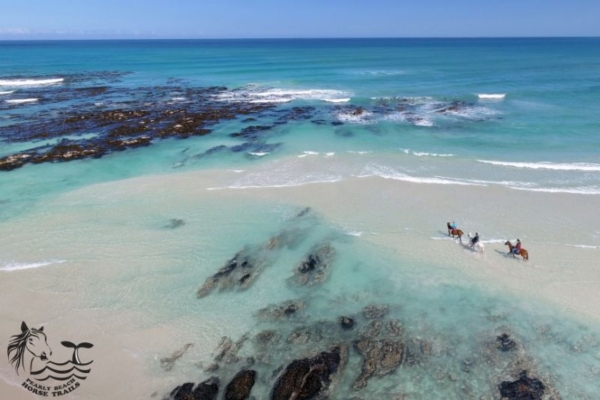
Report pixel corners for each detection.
[478,160,600,172]
[0,78,63,87]
[0,260,66,272]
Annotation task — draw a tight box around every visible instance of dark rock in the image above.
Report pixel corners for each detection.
[271,348,342,400]
[208,145,230,155]
[169,377,219,400]
[340,316,355,330]
[0,83,278,171]
[225,370,256,400]
[256,300,305,322]
[198,227,310,298]
[499,371,545,400]
[0,154,32,171]
[230,125,273,139]
[292,243,336,286]
[497,333,516,352]
[331,121,344,126]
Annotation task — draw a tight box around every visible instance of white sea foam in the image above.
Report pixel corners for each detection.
[303,151,319,155]
[216,87,352,104]
[481,238,509,244]
[384,112,434,127]
[207,177,342,191]
[412,151,454,157]
[509,186,600,195]
[355,70,408,76]
[0,78,63,87]
[248,152,269,157]
[347,151,372,155]
[357,165,485,186]
[478,160,600,171]
[336,110,375,124]
[325,152,335,157]
[0,90,14,95]
[0,260,66,272]
[6,98,38,104]
[346,231,363,237]
[477,93,506,100]
[324,98,350,103]
[566,244,600,249]
[171,97,187,102]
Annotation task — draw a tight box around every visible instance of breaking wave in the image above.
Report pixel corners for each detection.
[0,90,14,95]
[401,149,454,157]
[6,98,38,104]
[357,165,485,186]
[477,93,506,100]
[0,260,66,272]
[478,160,600,172]
[508,186,600,195]
[216,86,352,104]
[0,78,64,86]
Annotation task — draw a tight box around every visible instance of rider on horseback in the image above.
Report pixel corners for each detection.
[513,239,522,254]
[447,221,457,236]
[470,232,480,247]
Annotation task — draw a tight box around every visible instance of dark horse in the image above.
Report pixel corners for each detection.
[505,241,529,261]
[446,222,463,242]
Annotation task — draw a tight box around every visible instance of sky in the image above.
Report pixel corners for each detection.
[1,0,599,40]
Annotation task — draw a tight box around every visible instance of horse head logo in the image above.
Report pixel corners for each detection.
[7,322,52,375]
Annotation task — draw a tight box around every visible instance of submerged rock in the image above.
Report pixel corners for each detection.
[362,305,389,320]
[225,370,256,400]
[352,338,404,390]
[197,221,312,298]
[499,371,545,400]
[291,243,336,286]
[271,348,342,400]
[340,316,355,330]
[164,218,185,229]
[169,377,220,400]
[160,343,194,371]
[497,333,516,352]
[214,334,248,365]
[256,300,306,322]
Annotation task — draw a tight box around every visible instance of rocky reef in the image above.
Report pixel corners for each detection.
[290,243,336,286]
[197,209,315,298]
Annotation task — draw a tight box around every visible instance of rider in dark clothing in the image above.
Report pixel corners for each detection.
[470,232,480,247]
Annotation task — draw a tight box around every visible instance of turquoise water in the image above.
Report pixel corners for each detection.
[1,39,600,398]
[1,39,600,203]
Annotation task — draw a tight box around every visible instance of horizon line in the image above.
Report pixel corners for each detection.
[0,35,599,42]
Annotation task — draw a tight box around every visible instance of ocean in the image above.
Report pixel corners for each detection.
[1,38,599,399]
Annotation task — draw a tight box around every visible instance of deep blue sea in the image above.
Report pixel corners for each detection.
[1,39,600,399]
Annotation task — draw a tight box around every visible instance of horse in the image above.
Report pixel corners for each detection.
[505,241,528,261]
[468,233,485,253]
[446,222,463,242]
[7,322,52,374]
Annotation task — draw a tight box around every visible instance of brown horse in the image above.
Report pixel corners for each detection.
[447,223,463,242]
[505,241,529,261]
